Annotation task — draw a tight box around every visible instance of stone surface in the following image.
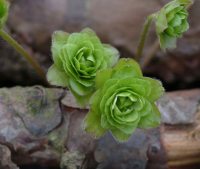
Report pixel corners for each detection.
[0,87,199,168]
[0,0,199,88]
[0,86,64,136]
[158,89,200,125]
[0,145,19,169]
[0,86,170,169]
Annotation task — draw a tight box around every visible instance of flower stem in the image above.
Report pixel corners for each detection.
[141,40,160,68]
[136,14,154,62]
[0,29,47,83]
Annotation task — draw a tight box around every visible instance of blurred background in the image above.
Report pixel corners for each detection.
[0,0,199,90]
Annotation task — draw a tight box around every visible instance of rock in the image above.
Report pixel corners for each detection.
[95,129,166,169]
[0,145,19,169]
[0,86,169,168]
[158,89,200,125]
[0,86,64,136]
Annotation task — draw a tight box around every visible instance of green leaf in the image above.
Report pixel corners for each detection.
[47,64,68,87]
[112,58,143,79]
[0,0,9,29]
[52,31,69,68]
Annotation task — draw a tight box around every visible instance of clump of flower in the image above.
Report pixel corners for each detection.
[155,0,192,49]
[84,58,164,142]
[47,28,119,106]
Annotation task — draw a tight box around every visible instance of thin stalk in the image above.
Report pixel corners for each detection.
[136,14,154,62]
[0,29,47,83]
[141,40,160,68]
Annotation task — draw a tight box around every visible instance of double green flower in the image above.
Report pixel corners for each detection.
[155,0,192,49]
[84,58,164,142]
[47,28,119,105]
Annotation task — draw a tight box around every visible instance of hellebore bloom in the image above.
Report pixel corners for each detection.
[47,28,119,106]
[155,0,192,49]
[0,0,9,28]
[84,58,164,142]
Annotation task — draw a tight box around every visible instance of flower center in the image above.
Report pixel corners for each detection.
[114,92,137,114]
[76,47,95,67]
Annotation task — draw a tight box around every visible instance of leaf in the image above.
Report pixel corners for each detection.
[47,64,68,87]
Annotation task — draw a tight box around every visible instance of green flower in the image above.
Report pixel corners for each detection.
[0,0,9,28]
[47,28,119,106]
[84,58,164,142]
[155,0,192,49]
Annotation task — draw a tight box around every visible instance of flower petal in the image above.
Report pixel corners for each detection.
[112,58,143,79]
[111,129,132,142]
[84,90,106,137]
[47,64,68,87]
[51,31,69,68]
[138,103,161,129]
[103,44,120,67]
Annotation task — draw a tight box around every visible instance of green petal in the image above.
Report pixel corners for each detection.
[138,103,161,129]
[159,33,177,50]
[180,19,189,32]
[71,91,92,108]
[47,64,68,87]
[156,8,168,34]
[164,1,179,13]
[81,28,103,49]
[95,68,113,89]
[170,14,182,27]
[177,0,193,7]
[68,28,103,49]
[51,31,69,68]
[84,90,106,137]
[143,77,165,102]
[110,129,132,142]
[112,58,143,79]
[103,44,119,67]
[69,78,93,96]
[0,0,9,28]
[84,109,106,138]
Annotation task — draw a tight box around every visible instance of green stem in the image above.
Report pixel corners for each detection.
[0,29,47,83]
[136,14,154,62]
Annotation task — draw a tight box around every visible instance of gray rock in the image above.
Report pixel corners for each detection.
[158,89,200,125]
